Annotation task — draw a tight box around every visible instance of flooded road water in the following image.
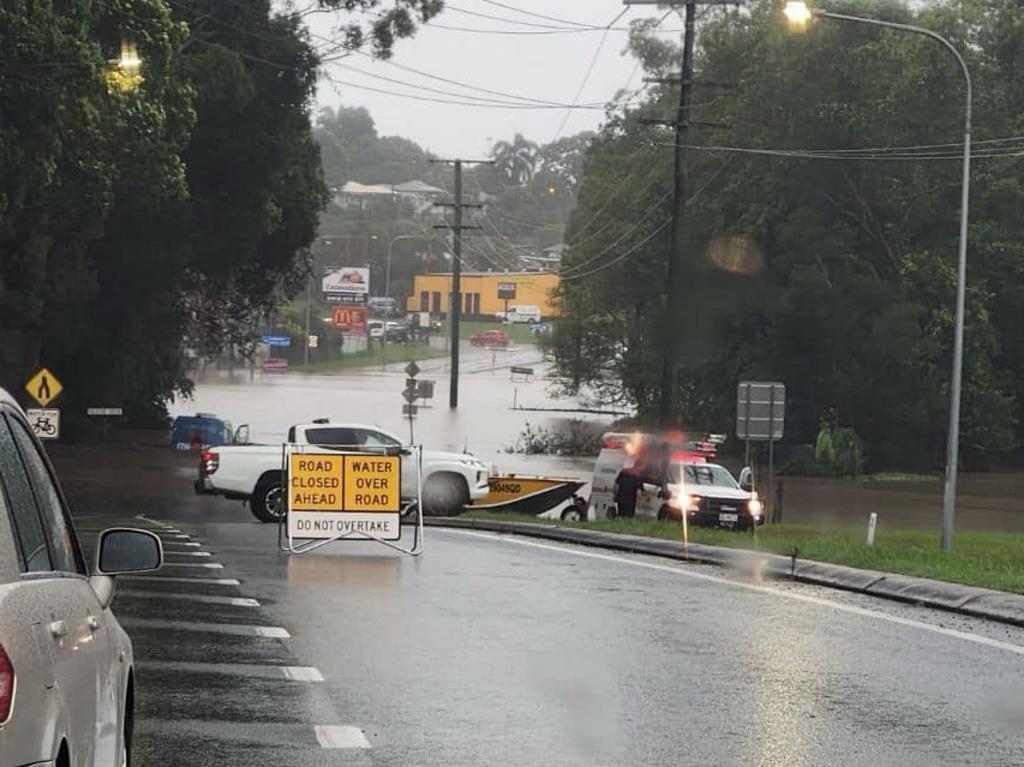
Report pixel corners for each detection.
[170,343,1024,533]
[171,343,609,479]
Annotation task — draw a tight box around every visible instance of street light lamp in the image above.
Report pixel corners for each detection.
[783,1,972,552]
[386,235,435,300]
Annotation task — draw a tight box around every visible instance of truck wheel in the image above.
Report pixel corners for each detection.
[250,473,285,523]
[422,473,469,516]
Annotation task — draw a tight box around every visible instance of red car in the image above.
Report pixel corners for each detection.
[470,329,509,347]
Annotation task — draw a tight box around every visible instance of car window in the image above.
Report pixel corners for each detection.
[305,427,358,447]
[675,464,739,489]
[355,429,401,448]
[8,415,84,574]
[0,413,52,572]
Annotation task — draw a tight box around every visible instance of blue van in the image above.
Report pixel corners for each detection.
[170,413,237,451]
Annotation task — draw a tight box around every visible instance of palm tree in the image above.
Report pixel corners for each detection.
[491,133,539,185]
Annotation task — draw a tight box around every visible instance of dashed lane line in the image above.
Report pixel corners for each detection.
[120,618,289,638]
[314,725,372,749]
[160,562,224,569]
[162,551,212,557]
[136,661,323,681]
[121,575,240,586]
[118,591,260,607]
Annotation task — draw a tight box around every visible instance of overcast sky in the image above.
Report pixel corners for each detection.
[306,1,682,156]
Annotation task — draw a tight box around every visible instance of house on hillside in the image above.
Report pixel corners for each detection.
[333,179,445,220]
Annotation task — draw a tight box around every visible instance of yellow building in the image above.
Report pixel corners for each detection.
[406,271,560,318]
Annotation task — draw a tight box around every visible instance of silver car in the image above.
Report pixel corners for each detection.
[0,387,162,766]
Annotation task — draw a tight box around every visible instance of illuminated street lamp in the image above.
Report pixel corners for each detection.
[783,1,972,553]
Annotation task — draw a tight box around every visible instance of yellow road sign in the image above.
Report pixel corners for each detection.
[288,454,343,511]
[343,455,400,512]
[25,368,63,407]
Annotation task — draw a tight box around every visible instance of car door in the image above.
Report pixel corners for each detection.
[6,412,110,766]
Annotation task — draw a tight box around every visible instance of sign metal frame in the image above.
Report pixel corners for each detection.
[277,442,425,557]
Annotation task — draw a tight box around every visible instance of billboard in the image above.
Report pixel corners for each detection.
[323,266,370,302]
[497,281,517,300]
[331,305,368,335]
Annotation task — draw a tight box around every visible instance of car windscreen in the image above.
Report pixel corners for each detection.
[671,463,739,488]
[305,427,358,447]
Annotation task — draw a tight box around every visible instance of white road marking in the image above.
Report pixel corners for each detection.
[164,551,212,557]
[256,626,291,639]
[122,618,289,638]
[160,562,224,569]
[314,725,371,749]
[164,528,183,533]
[446,529,1024,658]
[167,534,191,539]
[282,666,325,682]
[121,576,241,586]
[183,542,201,547]
[120,591,259,607]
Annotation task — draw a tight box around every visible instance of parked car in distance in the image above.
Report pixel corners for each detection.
[384,321,408,342]
[530,321,553,336]
[497,304,542,324]
[368,320,385,339]
[170,412,237,451]
[470,329,509,347]
[367,296,397,316]
[0,386,163,767]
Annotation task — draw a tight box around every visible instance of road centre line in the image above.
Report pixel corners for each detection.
[314,725,372,749]
[121,575,240,586]
[446,529,1024,658]
[118,591,259,607]
[120,618,290,638]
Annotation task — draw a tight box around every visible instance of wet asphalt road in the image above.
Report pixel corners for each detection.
[56,445,1024,766]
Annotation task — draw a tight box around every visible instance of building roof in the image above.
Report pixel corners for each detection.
[421,271,558,277]
[394,180,445,195]
[339,181,394,196]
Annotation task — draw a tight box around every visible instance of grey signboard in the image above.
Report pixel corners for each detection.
[736,381,785,441]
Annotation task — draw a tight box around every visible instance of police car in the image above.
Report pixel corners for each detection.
[588,432,763,530]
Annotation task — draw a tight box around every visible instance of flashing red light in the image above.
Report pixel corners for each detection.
[0,642,13,723]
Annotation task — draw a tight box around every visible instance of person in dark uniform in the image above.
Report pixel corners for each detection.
[613,464,645,518]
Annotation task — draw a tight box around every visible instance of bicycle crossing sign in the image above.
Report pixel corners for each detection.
[25,368,63,407]
[26,409,60,440]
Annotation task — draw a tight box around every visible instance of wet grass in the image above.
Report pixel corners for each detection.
[459,511,1024,594]
[302,345,447,372]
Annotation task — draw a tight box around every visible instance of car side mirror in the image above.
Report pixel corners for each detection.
[233,424,250,445]
[738,467,753,492]
[96,528,163,575]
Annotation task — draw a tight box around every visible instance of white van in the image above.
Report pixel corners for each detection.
[498,304,541,324]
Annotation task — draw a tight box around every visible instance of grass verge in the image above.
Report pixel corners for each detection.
[301,345,447,372]
[460,511,1024,594]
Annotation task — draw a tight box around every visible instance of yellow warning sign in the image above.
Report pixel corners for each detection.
[25,368,63,407]
[288,454,343,511]
[343,455,400,512]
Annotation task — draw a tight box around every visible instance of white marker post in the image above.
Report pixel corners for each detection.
[866,512,878,547]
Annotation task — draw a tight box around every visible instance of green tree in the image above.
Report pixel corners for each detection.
[492,133,540,185]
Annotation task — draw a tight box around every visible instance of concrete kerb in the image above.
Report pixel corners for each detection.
[427,517,1024,629]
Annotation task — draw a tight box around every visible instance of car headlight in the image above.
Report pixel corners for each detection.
[748,497,763,515]
[673,493,701,510]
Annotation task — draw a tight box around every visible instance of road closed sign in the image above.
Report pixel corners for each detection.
[287,452,401,541]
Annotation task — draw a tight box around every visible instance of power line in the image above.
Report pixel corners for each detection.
[478,0,603,29]
[560,219,671,281]
[658,142,1024,161]
[444,4,586,30]
[551,8,630,143]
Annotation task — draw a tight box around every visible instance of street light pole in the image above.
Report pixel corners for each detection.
[785,3,971,552]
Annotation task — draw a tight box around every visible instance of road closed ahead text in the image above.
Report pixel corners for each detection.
[288,453,400,513]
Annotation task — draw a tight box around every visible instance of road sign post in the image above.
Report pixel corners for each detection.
[26,409,60,440]
[737,381,786,522]
[87,407,124,450]
[25,368,63,408]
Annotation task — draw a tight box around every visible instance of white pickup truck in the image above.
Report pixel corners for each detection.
[194,420,490,522]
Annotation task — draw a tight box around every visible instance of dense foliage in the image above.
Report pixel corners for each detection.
[0,0,441,427]
[553,0,1024,470]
